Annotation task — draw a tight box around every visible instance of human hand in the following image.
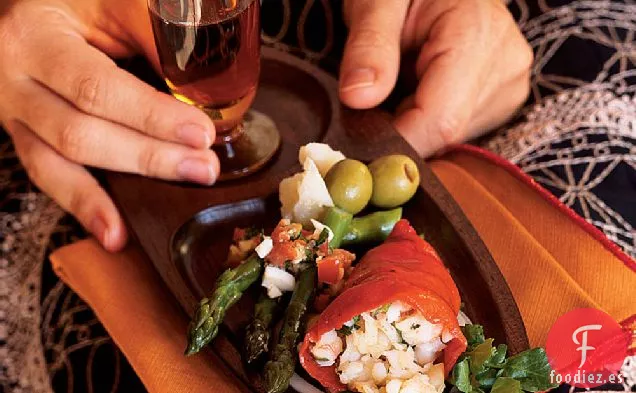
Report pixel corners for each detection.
[339,0,533,157]
[0,0,220,251]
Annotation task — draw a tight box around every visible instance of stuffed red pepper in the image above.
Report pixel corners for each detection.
[299,220,467,393]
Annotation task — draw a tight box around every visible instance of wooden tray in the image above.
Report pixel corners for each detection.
[106,47,529,392]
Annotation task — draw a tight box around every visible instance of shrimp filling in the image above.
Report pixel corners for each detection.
[310,302,448,393]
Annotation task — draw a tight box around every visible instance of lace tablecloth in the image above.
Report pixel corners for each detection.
[1,0,635,392]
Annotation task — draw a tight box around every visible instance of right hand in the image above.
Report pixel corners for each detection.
[0,0,220,251]
[339,0,533,157]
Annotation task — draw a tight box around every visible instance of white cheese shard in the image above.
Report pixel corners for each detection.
[255,236,273,258]
[279,158,334,226]
[298,143,346,177]
[265,285,283,299]
[262,266,296,298]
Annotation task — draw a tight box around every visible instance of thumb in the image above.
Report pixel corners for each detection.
[339,0,410,109]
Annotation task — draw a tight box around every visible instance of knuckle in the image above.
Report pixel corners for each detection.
[137,146,162,178]
[73,74,104,112]
[513,76,532,108]
[435,115,465,146]
[39,2,77,28]
[142,94,165,133]
[500,32,533,77]
[520,42,535,71]
[56,119,88,161]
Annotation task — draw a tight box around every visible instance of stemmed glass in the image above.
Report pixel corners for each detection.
[148,0,280,180]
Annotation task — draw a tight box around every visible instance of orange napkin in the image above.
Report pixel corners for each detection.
[50,244,245,393]
[50,147,636,393]
[429,146,635,344]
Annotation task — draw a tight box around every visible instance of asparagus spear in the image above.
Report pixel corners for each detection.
[185,254,264,355]
[321,206,353,249]
[342,207,402,246]
[243,293,279,364]
[263,264,317,393]
[243,208,350,366]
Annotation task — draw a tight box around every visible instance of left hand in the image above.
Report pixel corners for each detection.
[0,0,218,252]
[339,0,533,157]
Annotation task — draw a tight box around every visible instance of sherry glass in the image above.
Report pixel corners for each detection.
[148,0,280,180]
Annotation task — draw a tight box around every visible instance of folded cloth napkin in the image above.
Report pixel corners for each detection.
[429,146,636,345]
[50,147,636,393]
[50,244,247,393]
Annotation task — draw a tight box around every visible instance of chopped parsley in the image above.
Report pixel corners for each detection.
[392,323,405,343]
[316,228,330,245]
[337,315,361,336]
[337,325,354,336]
[372,304,391,316]
[305,247,316,262]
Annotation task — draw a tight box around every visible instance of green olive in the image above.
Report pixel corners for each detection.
[325,159,373,215]
[369,155,420,208]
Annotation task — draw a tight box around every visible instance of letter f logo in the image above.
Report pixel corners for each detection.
[572,324,602,368]
[546,308,629,388]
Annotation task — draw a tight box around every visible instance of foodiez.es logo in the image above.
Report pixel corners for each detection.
[545,308,630,388]
[572,324,602,368]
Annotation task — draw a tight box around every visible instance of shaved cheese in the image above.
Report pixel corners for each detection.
[279,158,334,226]
[264,285,283,298]
[255,236,273,258]
[298,143,346,177]
[262,266,295,298]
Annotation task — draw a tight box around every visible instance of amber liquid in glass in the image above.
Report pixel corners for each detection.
[150,0,260,134]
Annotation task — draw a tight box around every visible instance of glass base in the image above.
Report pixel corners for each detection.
[213,110,281,181]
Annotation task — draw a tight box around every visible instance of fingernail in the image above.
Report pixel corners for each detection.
[177,124,211,148]
[340,68,376,92]
[90,216,109,246]
[177,158,216,185]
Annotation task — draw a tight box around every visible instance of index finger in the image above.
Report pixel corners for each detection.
[26,34,215,149]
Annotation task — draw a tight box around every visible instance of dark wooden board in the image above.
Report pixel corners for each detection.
[105,47,529,392]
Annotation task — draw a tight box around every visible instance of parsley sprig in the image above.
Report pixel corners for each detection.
[449,325,558,393]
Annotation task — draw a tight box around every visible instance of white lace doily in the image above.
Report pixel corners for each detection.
[483,86,636,257]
